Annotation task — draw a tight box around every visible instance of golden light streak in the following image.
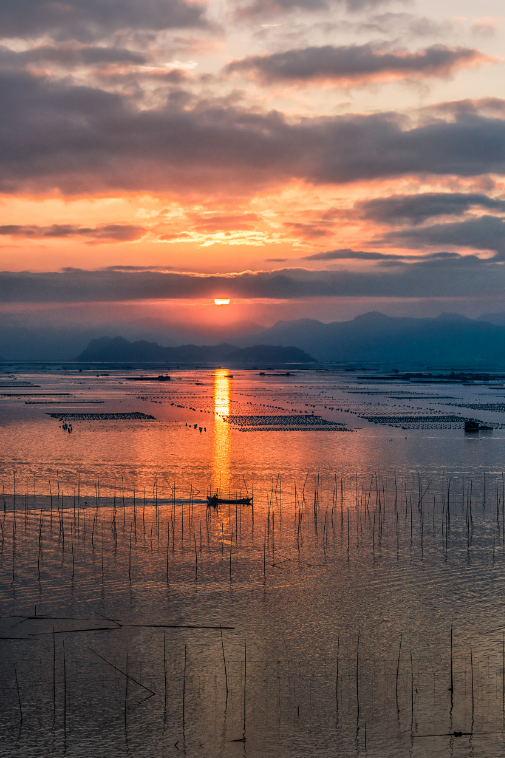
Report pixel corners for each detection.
[211,369,231,496]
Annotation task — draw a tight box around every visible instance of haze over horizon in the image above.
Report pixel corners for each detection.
[1,0,505,332]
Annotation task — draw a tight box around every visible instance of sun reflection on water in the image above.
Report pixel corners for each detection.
[211,369,231,496]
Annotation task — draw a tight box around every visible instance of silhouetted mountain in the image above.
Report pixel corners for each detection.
[478,312,505,326]
[435,312,475,323]
[241,312,505,363]
[75,336,315,363]
[9,310,505,364]
[0,317,265,360]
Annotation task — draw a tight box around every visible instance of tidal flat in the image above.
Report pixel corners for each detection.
[2,366,505,756]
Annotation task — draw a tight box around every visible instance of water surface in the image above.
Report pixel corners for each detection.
[1,367,505,756]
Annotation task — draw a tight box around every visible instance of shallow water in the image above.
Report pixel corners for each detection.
[2,368,505,756]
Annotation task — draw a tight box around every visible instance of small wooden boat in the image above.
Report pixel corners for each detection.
[207,495,253,506]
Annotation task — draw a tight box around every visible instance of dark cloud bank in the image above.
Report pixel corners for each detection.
[0,0,208,41]
[0,44,148,69]
[382,216,505,257]
[2,71,505,195]
[225,44,483,84]
[1,256,505,303]
[235,0,395,20]
[357,192,505,225]
[0,224,145,241]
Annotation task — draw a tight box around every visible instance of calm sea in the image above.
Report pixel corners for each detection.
[1,367,505,757]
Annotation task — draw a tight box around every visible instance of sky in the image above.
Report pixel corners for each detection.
[1,0,505,334]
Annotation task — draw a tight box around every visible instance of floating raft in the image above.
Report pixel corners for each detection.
[46,412,156,420]
[236,427,353,432]
[28,400,104,405]
[361,414,477,428]
[221,414,350,431]
[448,403,505,412]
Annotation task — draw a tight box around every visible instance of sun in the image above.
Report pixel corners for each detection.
[214,298,230,306]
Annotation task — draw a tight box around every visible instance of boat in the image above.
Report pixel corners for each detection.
[464,420,493,432]
[207,495,253,506]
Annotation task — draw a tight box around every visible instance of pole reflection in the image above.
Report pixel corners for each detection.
[211,369,231,496]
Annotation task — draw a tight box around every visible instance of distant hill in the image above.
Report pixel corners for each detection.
[241,311,505,363]
[0,317,265,361]
[75,336,315,363]
[478,312,505,326]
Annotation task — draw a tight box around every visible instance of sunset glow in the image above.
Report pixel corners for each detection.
[0,0,504,348]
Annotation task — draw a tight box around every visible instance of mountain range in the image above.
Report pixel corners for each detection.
[76,337,315,364]
[238,311,505,363]
[4,310,505,364]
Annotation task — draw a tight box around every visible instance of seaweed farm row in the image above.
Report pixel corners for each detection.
[222,414,350,431]
[1,474,505,756]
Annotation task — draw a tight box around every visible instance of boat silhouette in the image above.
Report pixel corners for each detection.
[207,494,253,506]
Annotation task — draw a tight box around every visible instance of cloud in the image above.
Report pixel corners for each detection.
[100,265,175,271]
[0,44,147,70]
[382,215,505,257]
[427,97,505,120]
[3,71,505,197]
[471,17,498,38]
[234,0,393,21]
[357,192,505,225]
[0,223,145,242]
[353,13,453,38]
[283,221,334,238]
[0,0,208,42]
[225,44,486,85]
[1,256,505,303]
[304,248,409,260]
[190,212,260,231]
[302,248,461,260]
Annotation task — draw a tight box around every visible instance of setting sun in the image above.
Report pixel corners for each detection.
[214,298,230,305]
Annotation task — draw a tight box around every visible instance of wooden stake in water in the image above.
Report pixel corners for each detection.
[53,627,56,719]
[163,632,167,714]
[182,644,187,734]
[220,627,229,703]
[14,663,22,723]
[124,653,129,737]
[243,641,247,741]
[410,651,414,735]
[128,525,132,581]
[449,623,454,716]
[396,633,402,716]
[356,632,360,721]
[63,639,67,741]
[166,522,170,585]
[470,645,474,729]
[336,636,340,713]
